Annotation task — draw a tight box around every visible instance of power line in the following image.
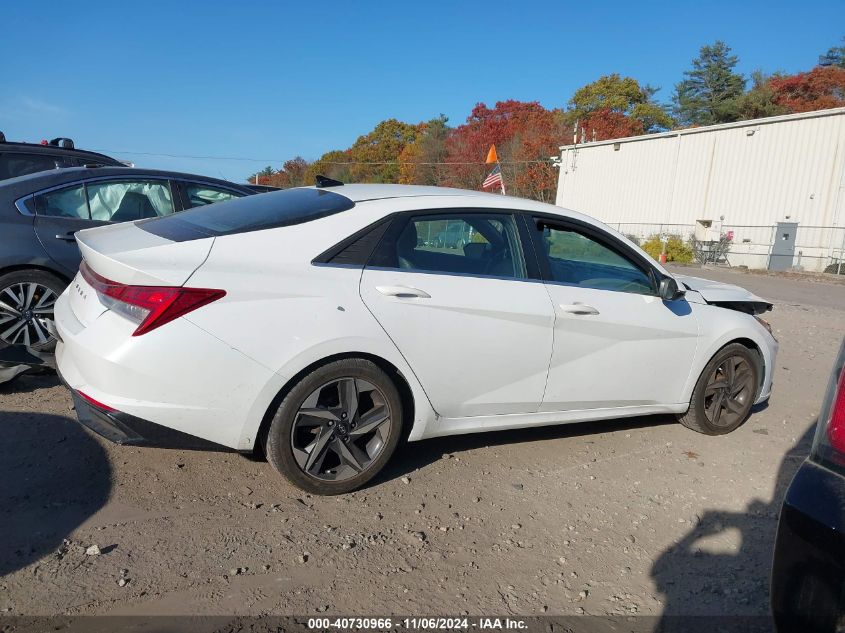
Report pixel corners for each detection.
[90,148,554,166]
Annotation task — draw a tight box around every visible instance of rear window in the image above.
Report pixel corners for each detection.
[137,187,355,241]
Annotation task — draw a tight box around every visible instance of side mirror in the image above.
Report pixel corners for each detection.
[658,277,685,301]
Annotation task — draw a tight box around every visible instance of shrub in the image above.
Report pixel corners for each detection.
[641,234,694,263]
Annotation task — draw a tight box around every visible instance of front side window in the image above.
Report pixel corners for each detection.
[184,183,242,208]
[377,213,526,279]
[33,185,89,219]
[0,152,59,180]
[87,180,174,222]
[538,223,654,294]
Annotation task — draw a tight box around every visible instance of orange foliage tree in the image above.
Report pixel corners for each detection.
[769,66,845,112]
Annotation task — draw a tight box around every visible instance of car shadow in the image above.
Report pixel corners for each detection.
[370,413,678,489]
[0,371,60,395]
[649,421,816,625]
[0,410,112,577]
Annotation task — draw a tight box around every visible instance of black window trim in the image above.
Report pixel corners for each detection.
[527,213,662,296]
[363,208,542,282]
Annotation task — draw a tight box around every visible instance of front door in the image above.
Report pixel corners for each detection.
[360,211,555,418]
[528,218,700,412]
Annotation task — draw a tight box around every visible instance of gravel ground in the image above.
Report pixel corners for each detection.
[1,267,842,618]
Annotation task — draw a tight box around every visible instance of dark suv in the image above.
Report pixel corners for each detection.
[0,132,124,181]
[0,166,260,350]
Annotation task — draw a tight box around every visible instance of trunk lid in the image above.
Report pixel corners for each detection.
[70,222,215,326]
[675,274,772,314]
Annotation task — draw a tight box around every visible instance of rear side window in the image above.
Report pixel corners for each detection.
[138,187,355,241]
[0,152,59,179]
[371,213,527,279]
[34,185,89,219]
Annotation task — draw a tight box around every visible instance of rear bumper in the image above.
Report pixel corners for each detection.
[61,372,228,451]
[53,288,280,451]
[771,459,845,632]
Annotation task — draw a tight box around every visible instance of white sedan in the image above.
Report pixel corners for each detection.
[54,183,778,494]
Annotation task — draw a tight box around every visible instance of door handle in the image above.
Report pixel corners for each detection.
[376,285,431,299]
[559,303,600,315]
[55,232,76,242]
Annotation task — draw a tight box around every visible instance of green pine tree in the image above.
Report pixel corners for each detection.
[672,41,746,126]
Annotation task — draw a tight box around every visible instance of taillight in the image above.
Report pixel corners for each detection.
[826,366,845,454]
[812,340,845,469]
[79,261,225,336]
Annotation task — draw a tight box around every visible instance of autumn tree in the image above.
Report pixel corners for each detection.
[569,74,673,134]
[444,100,564,201]
[735,70,788,119]
[304,149,352,184]
[768,66,845,112]
[672,41,746,126]
[345,119,420,183]
[819,37,845,68]
[399,115,450,185]
[247,165,276,185]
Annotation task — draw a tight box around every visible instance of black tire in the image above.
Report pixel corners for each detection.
[678,342,759,435]
[263,358,404,495]
[0,269,67,352]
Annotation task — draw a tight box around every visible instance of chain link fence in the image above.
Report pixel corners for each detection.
[609,222,845,274]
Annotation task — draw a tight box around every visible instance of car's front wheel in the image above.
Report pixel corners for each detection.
[678,342,760,435]
[264,358,404,494]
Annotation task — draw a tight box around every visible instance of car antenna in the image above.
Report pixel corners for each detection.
[315,175,344,188]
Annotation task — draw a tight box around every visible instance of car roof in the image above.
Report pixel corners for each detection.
[0,166,253,200]
[0,140,121,163]
[318,183,593,221]
[319,183,503,202]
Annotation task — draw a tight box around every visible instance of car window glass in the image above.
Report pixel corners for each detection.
[184,183,242,208]
[87,180,174,222]
[387,213,525,279]
[33,185,89,219]
[540,225,654,294]
[0,153,58,179]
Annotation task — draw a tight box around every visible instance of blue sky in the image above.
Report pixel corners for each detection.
[2,0,843,182]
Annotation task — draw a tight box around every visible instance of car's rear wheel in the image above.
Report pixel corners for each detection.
[264,358,403,494]
[0,270,66,352]
[678,343,759,435]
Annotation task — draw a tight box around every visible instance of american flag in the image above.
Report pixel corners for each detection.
[482,164,503,189]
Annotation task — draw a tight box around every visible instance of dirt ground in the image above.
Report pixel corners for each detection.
[1,266,843,619]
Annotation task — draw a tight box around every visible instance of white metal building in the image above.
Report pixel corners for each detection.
[555,107,845,272]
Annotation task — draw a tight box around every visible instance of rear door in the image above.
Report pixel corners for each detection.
[360,210,555,418]
[32,183,103,276]
[32,178,177,276]
[528,216,699,412]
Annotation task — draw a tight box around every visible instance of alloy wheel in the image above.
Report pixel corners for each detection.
[0,282,58,348]
[703,355,755,428]
[290,377,393,482]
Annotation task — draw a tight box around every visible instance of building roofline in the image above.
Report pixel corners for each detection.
[558,106,845,151]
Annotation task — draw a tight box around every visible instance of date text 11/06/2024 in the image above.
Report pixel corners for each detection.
[306,617,528,630]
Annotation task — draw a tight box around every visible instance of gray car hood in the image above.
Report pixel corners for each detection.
[675,274,773,314]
